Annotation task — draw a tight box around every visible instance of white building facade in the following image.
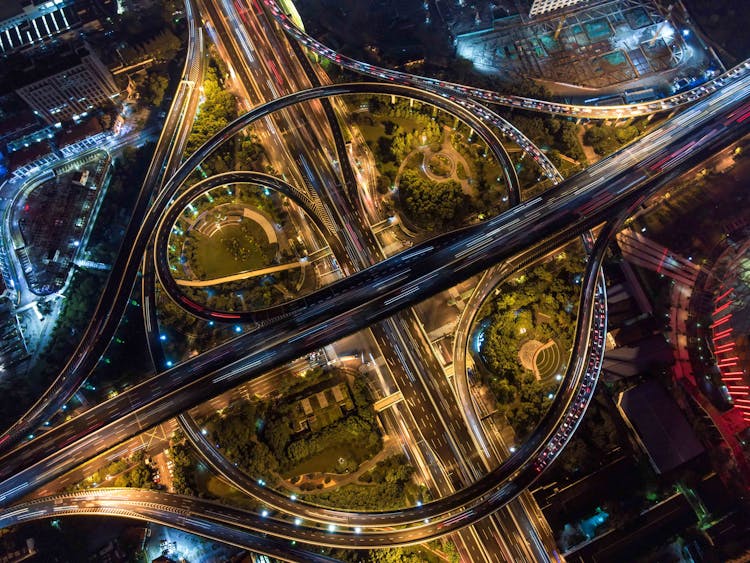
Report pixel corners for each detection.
[15,52,118,124]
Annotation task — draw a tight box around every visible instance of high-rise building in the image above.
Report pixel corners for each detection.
[14,47,119,124]
[529,0,590,17]
[0,0,80,55]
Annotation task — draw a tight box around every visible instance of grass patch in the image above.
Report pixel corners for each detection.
[282,442,368,478]
[190,218,275,278]
[200,475,258,509]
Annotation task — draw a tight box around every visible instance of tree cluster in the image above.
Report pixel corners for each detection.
[75,451,154,490]
[546,392,623,480]
[170,438,197,496]
[0,269,106,430]
[209,400,279,482]
[307,454,421,511]
[334,540,459,563]
[185,63,238,173]
[203,368,382,479]
[120,29,182,64]
[137,71,169,107]
[398,169,467,231]
[583,123,642,156]
[478,252,585,438]
[237,136,268,171]
[508,114,585,162]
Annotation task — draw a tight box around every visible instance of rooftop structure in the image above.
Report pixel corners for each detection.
[13,46,118,124]
[617,379,705,474]
[0,0,79,55]
[530,0,591,16]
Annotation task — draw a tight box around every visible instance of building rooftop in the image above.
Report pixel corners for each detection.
[618,379,705,474]
[7,140,50,170]
[58,118,104,148]
[0,1,25,23]
[0,44,92,96]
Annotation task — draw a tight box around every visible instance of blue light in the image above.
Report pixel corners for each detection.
[234,325,242,333]
[208,321,214,326]
[166,360,173,368]
[294,517,302,526]
[261,509,269,517]
[160,334,167,341]
[682,29,690,37]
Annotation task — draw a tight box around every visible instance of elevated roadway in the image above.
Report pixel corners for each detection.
[0,208,611,548]
[0,0,206,453]
[263,0,750,120]
[0,489,341,563]
[0,74,746,531]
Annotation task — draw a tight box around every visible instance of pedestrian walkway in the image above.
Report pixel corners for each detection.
[175,260,305,287]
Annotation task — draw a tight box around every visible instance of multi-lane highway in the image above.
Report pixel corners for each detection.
[182,4,524,558]
[0,0,206,453]
[262,0,749,120]
[0,489,341,563]
[0,0,748,554]
[0,197,610,548]
[208,6,526,555]
[0,70,747,542]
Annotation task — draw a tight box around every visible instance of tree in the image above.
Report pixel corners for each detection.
[557,121,585,161]
[398,169,467,231]
[139,72,169,107]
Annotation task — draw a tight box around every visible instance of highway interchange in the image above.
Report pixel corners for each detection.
[0,0,749,559]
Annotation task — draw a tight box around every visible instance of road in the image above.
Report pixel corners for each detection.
[0,488,341,563]
[0,71,746,539]
[0,0,206,453]
[0,214,610,548]
[262,0,749,120]
[200,4,517,558]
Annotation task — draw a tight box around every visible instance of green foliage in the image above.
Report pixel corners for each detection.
[583,123,640,156]
[478,250,585,438]
[307,454,421,511]
[138,72,169,107]
[280,414,382,472]
[506,114,585,163]
[0,268,107,429]
[203,369,382,480]
[87,144,153,264]
[550,392,622,478]
[76,451,154,490]
[170,440,197,496]
[237,136,267,171]
[186,63,238,172]
[120,29,182,64]
[398,169,467,231]
[558,121,586,161]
